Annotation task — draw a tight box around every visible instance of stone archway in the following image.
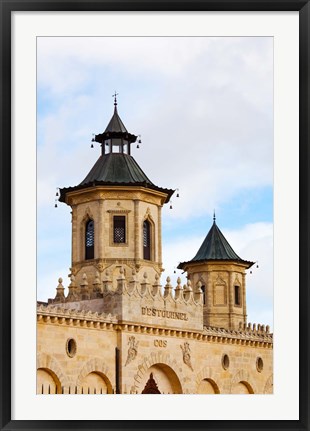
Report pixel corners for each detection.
[195,366,222,394]
[37,368,62,394]
[230,370,256,394]
[133,353,183,394]
[197,378,220,394]
[37,353,69,393]
[76,358,113,394]
[140,363,182,394]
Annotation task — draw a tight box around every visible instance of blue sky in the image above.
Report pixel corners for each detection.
[37,36,273,328]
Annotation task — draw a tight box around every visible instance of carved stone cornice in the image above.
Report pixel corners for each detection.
[65,186,167,207]
[37,305,273,348]
[37,304,117,328]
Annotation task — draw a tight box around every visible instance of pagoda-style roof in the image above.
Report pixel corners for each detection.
[178,218,254,269]
[59,97,174,204]
[94,104,137,144]
[59,153,174,203]
[80,153,152,185]
[104,106,128,134]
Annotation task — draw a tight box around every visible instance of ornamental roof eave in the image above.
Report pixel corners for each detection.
[177,258,255,271]
[94,131,137,144]
[59,182,174,205]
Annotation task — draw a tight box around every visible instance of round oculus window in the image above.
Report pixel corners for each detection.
[256,357,264,372]
[222,354,230,370]
[66,338,77,358]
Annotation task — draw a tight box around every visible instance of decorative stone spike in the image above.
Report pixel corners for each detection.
[119,266,125,280]
[261,324,265,332]
[140,272,151,296]
[194,281,204,303]
[164,276,173,298]
[252,323,256,331]
[183,279,192,301]
[116,266,126,294]
[266,325,270,334]
[54,277,65,302]
[152,273,161,296]
[128,268,139,294]
[92,271,102,296]
[80,273,90,300]
[67,274,78,301]
[174,276,183,300]
[102,269,112,294]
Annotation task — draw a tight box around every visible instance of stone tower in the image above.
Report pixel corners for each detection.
[178,215,254,331]
[59,96,174,290]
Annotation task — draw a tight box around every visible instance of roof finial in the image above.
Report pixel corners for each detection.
[112,91,118,107]
[213,210,216,223]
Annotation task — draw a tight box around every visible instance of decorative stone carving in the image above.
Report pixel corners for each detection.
[54,277,65,302]
[180,342,193,371]
[125,336,139,366]
[67,274,78,301]
[96,261,105,273]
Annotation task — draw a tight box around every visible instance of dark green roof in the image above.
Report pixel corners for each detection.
[104,106,128,134]
[59,153,174,203]
[178,220,254,269]
[94,105,137,144]
[81,153,153,185]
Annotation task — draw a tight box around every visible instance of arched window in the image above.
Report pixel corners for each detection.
[143,220,151,260]
[234,285,241,305]
[85,219,94,259]
[201,285,206,305]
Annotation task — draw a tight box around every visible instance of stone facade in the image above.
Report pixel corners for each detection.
[38,268,273,395]
[67,186,166,289]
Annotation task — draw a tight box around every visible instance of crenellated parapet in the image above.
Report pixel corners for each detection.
[47,267,204,332]
[37,304,117,327]
[203,325,273,345]
[100,268,204,331]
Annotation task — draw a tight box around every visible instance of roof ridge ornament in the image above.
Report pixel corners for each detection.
[213,210,216,223]
[112,91,118,109]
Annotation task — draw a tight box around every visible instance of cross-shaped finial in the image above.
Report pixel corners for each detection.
[112,91,119,106]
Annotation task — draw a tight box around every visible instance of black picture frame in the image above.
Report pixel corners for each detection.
[1,1,309,430]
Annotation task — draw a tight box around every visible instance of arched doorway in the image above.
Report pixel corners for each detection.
[197,378,220,394]
[140,363,182,394]
[233,381,254,394]
[80,371,112,394]
[37,368,61,394]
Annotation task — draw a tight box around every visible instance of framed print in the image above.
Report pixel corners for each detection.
[1,1,309,430]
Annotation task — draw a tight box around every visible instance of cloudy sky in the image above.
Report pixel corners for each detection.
[37,36,273,328]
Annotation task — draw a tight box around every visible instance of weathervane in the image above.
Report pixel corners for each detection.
[112,91,119,106]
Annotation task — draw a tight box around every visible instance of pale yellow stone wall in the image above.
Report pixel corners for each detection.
[187,262,249,330]
[37,311,273,395]
[66,187,166,289]
[37,317,116,394]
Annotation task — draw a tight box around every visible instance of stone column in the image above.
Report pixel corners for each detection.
[228,271,234,330]
[98,200,104,258]
[134,200,140,262]
[157,205,162,265]
[242,272,247,324]
[71,205,78,263]
[206,271,212,326]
